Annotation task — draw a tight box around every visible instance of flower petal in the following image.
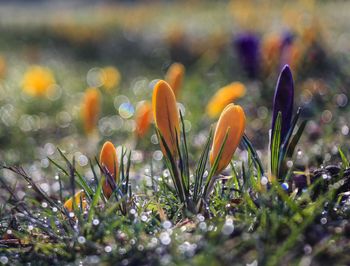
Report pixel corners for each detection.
[152,80,180,158]
[99,141,119,198]
[271,65,294,142]
[210,104,246,174]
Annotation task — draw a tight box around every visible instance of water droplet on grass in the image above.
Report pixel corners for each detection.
[281,183,289,190]
[153,150,163,161]
[162,221,172,229]
[0,256,8,264]
[104,246,112,253]
[160,232,171,245]
[261,176,268,185]
[320,217,327,224]
[78,236,86,244]
[222,218,234,235]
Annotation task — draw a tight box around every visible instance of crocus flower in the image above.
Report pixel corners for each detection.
[64,190,87,212]
[165,62,185,96]
[261,33,282,73]
[81,88,100,134]
[22,65,56,97]
[152,80,180,158]
[100,66,121,91]
[280,41,302,72]
[135,101,152,138]
[271,65,294,143]
[234,32,260,78]
[210,104,246,174]
[99,141,119,199]
[206,82,246,118]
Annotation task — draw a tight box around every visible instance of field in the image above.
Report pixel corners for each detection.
[1,1,350,265]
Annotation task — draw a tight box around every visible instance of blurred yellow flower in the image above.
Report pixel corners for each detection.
[22,66,56,97]
[100,66,121,91]
[152,80,180,158]
[165,62,185,96]
[0,55,7,79]
[81,88,101,134]
[210,104,246,174]
[100,141,119,199]
[206,82,246,118]
[135,101,152,138]
[64,190,87,212]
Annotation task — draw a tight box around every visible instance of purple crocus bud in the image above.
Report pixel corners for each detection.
[234,32,260,78]
[271,65,294,142]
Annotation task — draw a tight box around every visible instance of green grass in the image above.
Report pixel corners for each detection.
[1,1,350,265]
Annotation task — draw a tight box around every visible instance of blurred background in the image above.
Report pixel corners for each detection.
[0,0,349,186]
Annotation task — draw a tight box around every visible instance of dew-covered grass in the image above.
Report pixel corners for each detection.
[1,1,350,265]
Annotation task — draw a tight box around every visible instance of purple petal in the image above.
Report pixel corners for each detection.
[271,65,294,142]
[233,32,260,78]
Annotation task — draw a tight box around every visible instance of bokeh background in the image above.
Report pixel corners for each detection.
[0,0,350,192]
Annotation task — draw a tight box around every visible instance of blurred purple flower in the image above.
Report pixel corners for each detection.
[271,65,294,142]
[281,31,295,49]
[234,32,260,78]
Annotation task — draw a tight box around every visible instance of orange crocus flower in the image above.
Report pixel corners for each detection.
[152,80,180,158]
[261,33,282,74]
[165,62,185,96]
[99,141,119,199]
[81,88,100,134]
[135,101,152,138]
[206,82,246,118]
[210,104,246,174]
[64,190,87,212]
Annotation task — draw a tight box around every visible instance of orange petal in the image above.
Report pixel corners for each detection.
[206,82,245,118]
[99,141,119,198]
[64,190,87,212]
[135,101,153,138]
[165,62,185,96]
[210,104,246,174]
[81,88,100,134]
[152,80,180,158]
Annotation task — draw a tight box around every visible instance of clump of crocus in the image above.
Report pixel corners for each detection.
[63,190,87,213]
[100,66,121,91]
[233,32,260,78]
[152,80,180,158]
[165,62,185,96]
[152,79,247,215]
[210,103,246,174]
[206,82,246,118]
[22,65,56,97]
[99,141,119,199]
[135,101,152,138]
[81,88,100,134]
